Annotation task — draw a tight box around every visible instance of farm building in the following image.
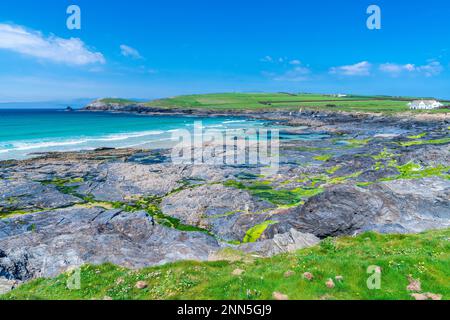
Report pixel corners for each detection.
[408,100,443,110]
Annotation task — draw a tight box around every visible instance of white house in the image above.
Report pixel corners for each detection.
[408,100,443,110]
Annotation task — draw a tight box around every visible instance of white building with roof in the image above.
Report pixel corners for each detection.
[408,100,443,110]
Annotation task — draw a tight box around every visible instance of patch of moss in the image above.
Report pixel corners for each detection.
[370,162,450,183]
[327,171,362,185]
[314,154,333,162]
[117,196,212,234]
[372,148,398,161]
[407,133,427,139]
[398,137,450,147]
[356,181,374,187]
[325,165,342,175]
[40,177,85,197]
[0,209,41,219]
[394,163,450,180]
[224,180,323,206]
[374,161,384,171]
[336,138,371,149]
[243,220,278,243]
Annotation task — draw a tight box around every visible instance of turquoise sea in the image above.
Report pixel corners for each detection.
[0,109,267,160]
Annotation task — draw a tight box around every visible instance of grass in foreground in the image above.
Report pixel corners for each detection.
[3,229,449,300]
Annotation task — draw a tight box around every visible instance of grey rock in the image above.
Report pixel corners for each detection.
[0,277,18,295]
[81,163,238,202]
[288,177,450,237]
[0,179,82,213]
[238,229,320,257]
[161,184,275,241]
[0,207,220,280]
[83,163,184,201]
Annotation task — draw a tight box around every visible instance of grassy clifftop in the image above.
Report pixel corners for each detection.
[4,228,449,300]
[98,93,449,114]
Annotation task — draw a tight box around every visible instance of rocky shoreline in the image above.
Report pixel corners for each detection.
[0,104,449,294]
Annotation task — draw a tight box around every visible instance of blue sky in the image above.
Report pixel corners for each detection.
[0,0,449,102]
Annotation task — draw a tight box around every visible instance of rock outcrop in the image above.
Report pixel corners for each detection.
[287,177,450,237]
[0,208,220,280]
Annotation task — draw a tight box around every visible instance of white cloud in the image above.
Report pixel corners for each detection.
[260,56,291,64]
[260,55,274,62]
[0,23,105,65]
[416,61,443,77]
[379,63,416,75]
[289,59,301,65]
[273,66,311,82]
[380,61,443,77]
[120,44,142,59]
[329,61,372,76]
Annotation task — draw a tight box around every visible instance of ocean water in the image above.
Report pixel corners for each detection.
[0,109,267,160]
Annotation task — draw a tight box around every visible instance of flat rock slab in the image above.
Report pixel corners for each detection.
[81,163,239,202]
[0,179,82,213]
[161,184,275,241]
[0,207,220,281]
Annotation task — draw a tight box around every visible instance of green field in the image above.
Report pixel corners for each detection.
[3,228,449,300]
[101,93,450,114]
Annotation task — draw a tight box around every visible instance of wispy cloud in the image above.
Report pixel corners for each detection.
[329,61,372,76]
[260,56,294,64]
[379,61,443,77]
[120,44,142,59]
[260,55,274,63]
[379,63,415,75]
[416,60,443,77]
[0,23,105,65]
[273,66,311,82]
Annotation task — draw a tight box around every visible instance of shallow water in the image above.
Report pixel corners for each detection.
[0,109,267,160]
